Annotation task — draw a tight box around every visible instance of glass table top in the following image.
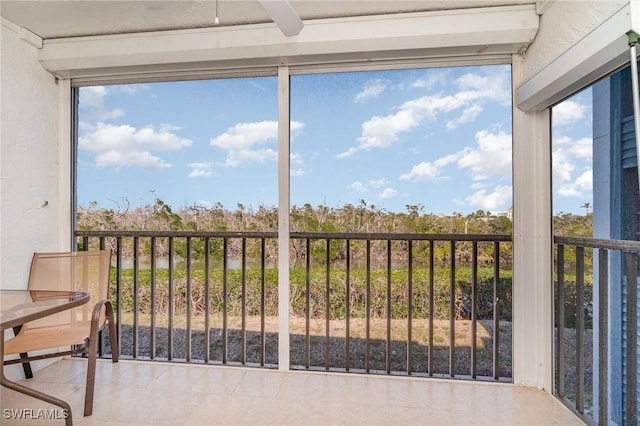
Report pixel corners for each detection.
[0,290,89,329]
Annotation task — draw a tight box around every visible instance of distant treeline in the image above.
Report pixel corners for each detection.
[78,197,592,236]
[77,197,591,268]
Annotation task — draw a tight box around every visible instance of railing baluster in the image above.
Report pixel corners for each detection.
[471,241,478,379]
[241,237,247,365]
[186,237,192,362]
[326,238,331,370]
[556,244,565,397]
[449,240,456,377]
[305,238,311,369]
[222,237,228,365]
[625,252,637,425]
[261,237,266,367]
[407,240,413,375]
[428,240,434,377]
[98,236,105,356]
[366,239,371,373]
[387,240,392,375]
[598,248,608,425]
[204,238,211,364]
[150,237,157,360]
[116,237,122,358]
[493,241,500,380]
[168,237,174,361]
[575,246,585,413]
[345,239,351,372]
[132,237,139,359]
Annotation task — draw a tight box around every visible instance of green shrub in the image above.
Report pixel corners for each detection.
[110,265,513,322]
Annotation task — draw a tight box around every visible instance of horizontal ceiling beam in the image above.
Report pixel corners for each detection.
[38,5,538,81]
[516,3,633,111]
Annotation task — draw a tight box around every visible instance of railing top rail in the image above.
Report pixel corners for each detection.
[74,229,512,242]
[554,235,640,253]
[74,230,278,238]
[292,232,512,242]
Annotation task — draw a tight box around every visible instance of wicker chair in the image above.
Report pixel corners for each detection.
[3,250,118,416]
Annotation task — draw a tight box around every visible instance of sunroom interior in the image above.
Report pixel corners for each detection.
[1,0,639,425]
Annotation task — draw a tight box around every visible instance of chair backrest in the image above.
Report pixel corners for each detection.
[25,250,112,331]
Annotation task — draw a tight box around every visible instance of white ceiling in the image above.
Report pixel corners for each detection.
[0,0,537,40]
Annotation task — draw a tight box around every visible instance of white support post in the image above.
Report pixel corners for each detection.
[57,78,73,252]
[277,65,291,371]
[511,53,554,390]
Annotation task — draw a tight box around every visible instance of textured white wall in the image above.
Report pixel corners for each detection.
[1,23,62,290]
[524,0,627,81]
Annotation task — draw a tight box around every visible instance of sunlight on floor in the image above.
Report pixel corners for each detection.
[1,358,583,425]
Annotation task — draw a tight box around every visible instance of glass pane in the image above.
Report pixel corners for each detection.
[289,65,513,376]
[290,66,513,225]
[76,77,278,364]
[551,88,593,236]
[77,77,278,229]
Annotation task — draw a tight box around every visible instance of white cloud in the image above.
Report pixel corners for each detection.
[456,129,512,180]
[226,149,278,167]
[351,181,367,193]
[558,169,592,197]
[290,152,304,165]
[412,69,449,89]
[188,162,214,178]
[211,120,304,167]
[79,86,125,121]
[552,100,587,126]
[79,122,192,170]
[94,150,170,170]
[399,161,442,182]
[400,128,511,183]
[116,84,150,95]
[211,121,277,150]
[379,187,397,199]
[464,185,512,211]
[355,79,388,103]
[339,70,509,158]
[337,147,359,159]
[290,168,306,176]
[554,136,592,159]
[80,86,107,108]
[368,178,389,189]
[446,104,483,131]
[552,136,592,194]
[455,71,510,104]
[435,153,463,168]
[349,180,394,195]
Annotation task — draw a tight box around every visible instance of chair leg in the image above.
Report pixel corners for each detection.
[84,326,100,416]
[18,353,34,379]
[105,301,119,363]
[12,327,33,379]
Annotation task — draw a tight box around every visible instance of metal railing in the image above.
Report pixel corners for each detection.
[75,230,513,381]
[554,236,640,425]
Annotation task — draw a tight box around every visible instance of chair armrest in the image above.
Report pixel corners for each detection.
[90,299,115,330]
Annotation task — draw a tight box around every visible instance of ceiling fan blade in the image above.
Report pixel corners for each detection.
[258,0,304,37]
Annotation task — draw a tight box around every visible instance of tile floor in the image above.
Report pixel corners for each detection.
[1,358,584,425]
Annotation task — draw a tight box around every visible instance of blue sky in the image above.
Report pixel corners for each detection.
[77,65,593,215]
